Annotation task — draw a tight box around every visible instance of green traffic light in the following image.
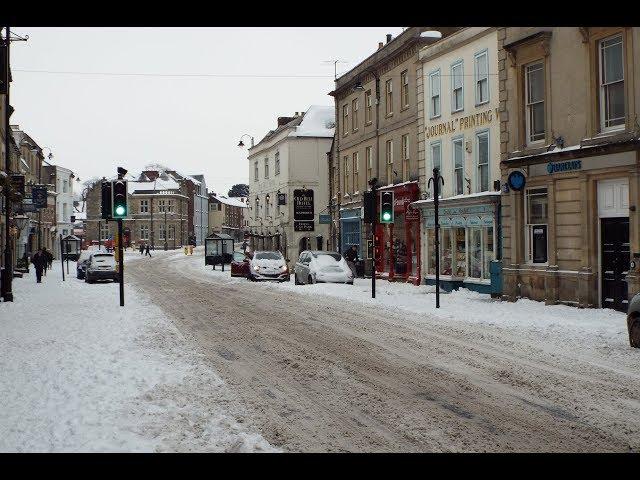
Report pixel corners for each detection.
[115,205,126,216]
[382,212,391,221]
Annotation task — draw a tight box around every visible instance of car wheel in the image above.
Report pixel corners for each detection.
[628,314,640,348]
[294,273,300,285]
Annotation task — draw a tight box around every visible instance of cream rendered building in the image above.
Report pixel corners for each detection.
[413,27,501,293]
[246,106,334,266]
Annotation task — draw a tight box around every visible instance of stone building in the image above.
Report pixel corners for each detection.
[328,27,459,282]
[42,163,76,257]
[498,27,640,311]
[412,27,501,293]
[246,106,333,265]
[208,193,247,243]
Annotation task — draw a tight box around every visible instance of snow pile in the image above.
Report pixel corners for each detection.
[0,265,277,453]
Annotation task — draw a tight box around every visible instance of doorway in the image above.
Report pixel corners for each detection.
[600,217,630,312]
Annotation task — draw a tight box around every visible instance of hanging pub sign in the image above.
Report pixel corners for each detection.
[277,193,286,205]
[293,189,314,221]
[294,221,314,232]
[10,174,25,199]
[32,186,48,209]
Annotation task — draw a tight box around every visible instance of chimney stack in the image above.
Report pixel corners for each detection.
[277,116,295,127]
[386,34,392,43]
[378,42,384,50]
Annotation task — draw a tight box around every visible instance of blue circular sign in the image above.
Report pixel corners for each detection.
[507,171,526,191]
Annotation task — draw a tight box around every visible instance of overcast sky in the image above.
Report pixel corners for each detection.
[9,27,402,196]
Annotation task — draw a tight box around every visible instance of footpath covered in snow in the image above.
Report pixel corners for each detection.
[0,256,277,452]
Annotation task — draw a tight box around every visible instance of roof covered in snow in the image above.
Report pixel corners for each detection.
[288,105,335,138]
[210,194,247,208]
[128,178,181,194]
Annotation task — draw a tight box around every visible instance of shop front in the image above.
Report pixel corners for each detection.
[340,208,362,257]
[501,147,640,311]
[415,192,500,293]
[375,182,421,284]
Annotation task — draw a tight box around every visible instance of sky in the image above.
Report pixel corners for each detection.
[9,27,403,196]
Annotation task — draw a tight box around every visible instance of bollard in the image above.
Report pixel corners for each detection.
[184,246,188,255]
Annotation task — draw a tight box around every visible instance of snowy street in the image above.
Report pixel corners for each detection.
[2,247,639,452]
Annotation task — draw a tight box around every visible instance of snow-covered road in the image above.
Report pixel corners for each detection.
[0,256,277,452]
[124,248,640,452]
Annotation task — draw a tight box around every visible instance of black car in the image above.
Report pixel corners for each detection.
[627,293,640,348]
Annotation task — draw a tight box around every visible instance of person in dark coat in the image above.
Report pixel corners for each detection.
[31,248,46,283]
[344,245,359,278]
[145,243,151,257]
[45,248,53,269]
[139,242,145,255]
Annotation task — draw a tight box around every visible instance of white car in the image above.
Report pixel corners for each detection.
[294,250,354,285]
[248,250,290,282]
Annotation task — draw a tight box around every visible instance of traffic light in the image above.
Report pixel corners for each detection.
[111,180,128,219]
[380,191,394,224]
[363,191,376,224]
[101,181,112,219]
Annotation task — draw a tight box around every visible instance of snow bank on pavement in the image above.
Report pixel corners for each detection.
[0,263,277,452]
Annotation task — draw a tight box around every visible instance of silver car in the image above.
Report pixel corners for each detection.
[294,250,354,285]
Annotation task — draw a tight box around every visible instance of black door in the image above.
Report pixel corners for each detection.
[601,217,630,312]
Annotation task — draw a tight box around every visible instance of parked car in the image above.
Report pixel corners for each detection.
[627,293,640,347]
[248,250,289,282]
[231,251,251,278]
[76,250,93,279]
[294,251,354,285]
[85,252,118,284]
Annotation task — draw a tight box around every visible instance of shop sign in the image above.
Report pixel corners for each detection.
[277,193,287,205]
[319,214,332,224]
[440,217,451,226]
[452,217,465,227]
[405,205,420,221]
[293,189,314,221]
[32,186,48,208]
[546,159,582,174]
[294,220,314,232]
[507,170,526,191]
[467,216,482,226]
[425,108,498,139]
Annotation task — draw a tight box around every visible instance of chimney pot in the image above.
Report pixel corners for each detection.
[378,42,384,50]
[386,34,392,43]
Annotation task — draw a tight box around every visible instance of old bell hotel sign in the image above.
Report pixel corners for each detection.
[425,108,499,139]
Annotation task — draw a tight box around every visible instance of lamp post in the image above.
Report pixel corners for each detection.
[237,134,255,148]
[428,167,445,308]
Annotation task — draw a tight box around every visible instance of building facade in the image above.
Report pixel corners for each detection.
[247,106,333,265]
[498,27,640,311]
[413,27,501,293]
[328,27,460,283]
[42,164,75,257]
[208,193,247,243]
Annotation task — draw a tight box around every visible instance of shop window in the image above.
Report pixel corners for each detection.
[525,187,548,264]
[483,227,494,280]
[468,227,483,279]
[476,131,489,192]
[440,229,452,275]
[599,34,625,131]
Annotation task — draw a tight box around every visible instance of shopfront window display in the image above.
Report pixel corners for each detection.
[427,225,494,280]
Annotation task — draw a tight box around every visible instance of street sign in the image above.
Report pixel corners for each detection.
[32,186,48,209]
[294,221,314,232]
[293,189,314,221]
[10,174,25,199]
[21,198,36,213]
[366,239,373,260]
[277,193,286,205]
[319,214,331,224]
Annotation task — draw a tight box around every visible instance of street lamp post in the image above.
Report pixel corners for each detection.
[237,134,255,148]
[428,167,445,308]
[2,26,13,301]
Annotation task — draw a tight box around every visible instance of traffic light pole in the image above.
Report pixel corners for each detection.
[372,183,376,299]
[117,218,124,307]
[2,26,13,302]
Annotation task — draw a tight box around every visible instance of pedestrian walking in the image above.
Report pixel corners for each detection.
[31,248,46,283]
[344,245,359,278]
[42,248,48,276]
[45,248,53,270]
[139,242,145,255]
[145,243,151,257]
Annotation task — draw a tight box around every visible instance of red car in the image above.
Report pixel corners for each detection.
[230,251,251,277]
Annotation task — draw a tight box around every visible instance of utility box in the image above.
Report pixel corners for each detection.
[489,260,502,298]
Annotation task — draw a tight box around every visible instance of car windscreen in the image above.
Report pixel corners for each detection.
[255,252,283,260]
[233,252,246,261]
[93,254,115,264]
